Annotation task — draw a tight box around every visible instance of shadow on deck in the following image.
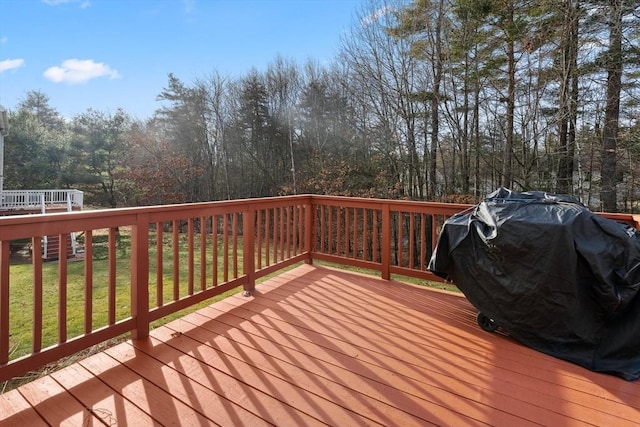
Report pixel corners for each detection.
[1,264,638,426]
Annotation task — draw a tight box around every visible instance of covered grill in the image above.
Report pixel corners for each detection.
[428,188,640,381]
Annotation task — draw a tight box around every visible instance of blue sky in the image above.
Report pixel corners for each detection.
[0,0,364,119]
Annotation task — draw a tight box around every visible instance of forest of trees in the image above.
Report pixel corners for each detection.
[3,0,640,212]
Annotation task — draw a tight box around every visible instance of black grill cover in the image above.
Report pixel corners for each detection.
[428,188,640,381]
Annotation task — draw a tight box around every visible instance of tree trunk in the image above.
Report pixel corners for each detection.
[601,0,623,212]
[557,0,578,196]
[429,0,444,199]
[502,4,515,189]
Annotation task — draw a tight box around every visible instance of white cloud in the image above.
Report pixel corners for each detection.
[0,58,25,73]
[361,5,394,26]
[42,0,91,7]
[44,59,121,84]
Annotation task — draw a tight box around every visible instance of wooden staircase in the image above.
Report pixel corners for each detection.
[1,189,83,261]
[43,234,75,261]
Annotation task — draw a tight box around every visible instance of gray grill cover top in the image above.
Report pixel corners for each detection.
[428,188,640,381]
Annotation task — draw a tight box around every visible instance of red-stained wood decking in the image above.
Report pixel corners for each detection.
[1,264,638,426]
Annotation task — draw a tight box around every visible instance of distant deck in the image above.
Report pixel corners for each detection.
[0,189,83,216]
[2,264,637,426]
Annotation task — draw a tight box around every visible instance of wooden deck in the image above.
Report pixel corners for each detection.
[1,264,638,426]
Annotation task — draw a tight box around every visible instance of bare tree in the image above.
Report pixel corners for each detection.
[601,0,624,212]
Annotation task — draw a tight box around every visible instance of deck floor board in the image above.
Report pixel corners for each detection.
[2,264,639,426]
[0,388,48,426]
[234,274,639,423]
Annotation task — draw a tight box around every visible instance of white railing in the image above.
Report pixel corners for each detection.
[0,189,83,210]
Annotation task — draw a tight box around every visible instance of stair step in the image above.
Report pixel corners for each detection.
[43,234,75,261]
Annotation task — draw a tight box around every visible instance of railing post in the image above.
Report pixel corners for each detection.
[381,203,391,280]
[305,197,313,264]
[131,213,150,340]
[243,206,256,296]
[0,241,10,365]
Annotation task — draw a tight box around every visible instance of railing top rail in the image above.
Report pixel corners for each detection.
[308,194,472,208]
[0,195,311,240]
[1,194,637,241]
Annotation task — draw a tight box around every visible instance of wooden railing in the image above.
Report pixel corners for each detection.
[1,195,638,383]
[0,189,84,211]
[310,196,469,281]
